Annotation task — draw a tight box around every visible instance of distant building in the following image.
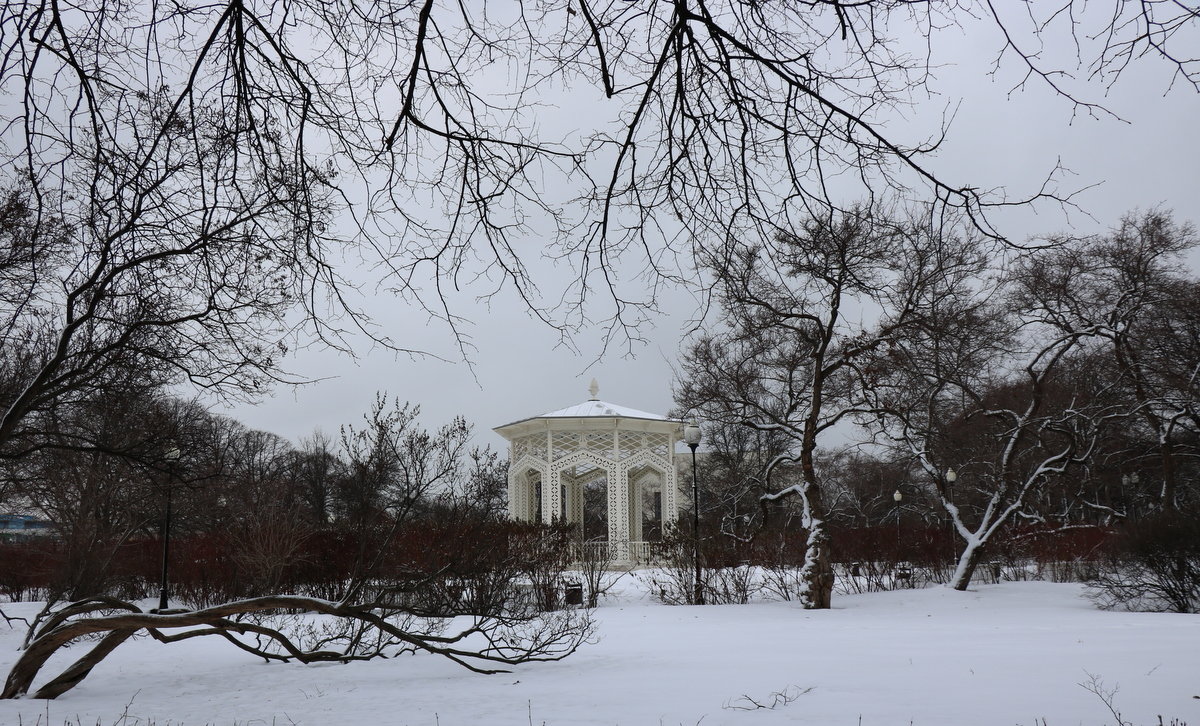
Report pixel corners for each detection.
[0,513,52,538]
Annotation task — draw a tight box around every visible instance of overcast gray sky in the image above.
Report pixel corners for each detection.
[223,14,1200,454]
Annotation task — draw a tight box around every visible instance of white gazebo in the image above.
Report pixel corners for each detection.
[494,380,684,563]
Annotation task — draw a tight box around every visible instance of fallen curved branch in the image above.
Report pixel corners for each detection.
[3,594,592,700]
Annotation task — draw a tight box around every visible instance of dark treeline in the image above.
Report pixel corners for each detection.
[0,390,512,605]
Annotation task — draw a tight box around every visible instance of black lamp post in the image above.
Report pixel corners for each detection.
[945,467,958,567]
[683,419,703,605]
[892,488,903,554]
[156,445,181,612]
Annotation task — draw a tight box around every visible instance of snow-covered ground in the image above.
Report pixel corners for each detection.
[1,581,1197,726]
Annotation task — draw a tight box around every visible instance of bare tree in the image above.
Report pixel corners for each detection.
[1,382,188,600]
[676,206,985,608]
[332,395,475,596]
[2,2,1194,416]
[290,430,345,525]
[864,234,1138,589]
[337,396,470,523]
[214,428,312,594]
[435,446,510,520]
[1025,211,1199,511]
[554,0,1198,330]
[682,415,798,537]
[0,111,321,461]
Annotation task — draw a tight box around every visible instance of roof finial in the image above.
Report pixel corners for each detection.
[588,378,599,400]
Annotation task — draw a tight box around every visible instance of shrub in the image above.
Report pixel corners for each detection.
[1087,511,1200,613]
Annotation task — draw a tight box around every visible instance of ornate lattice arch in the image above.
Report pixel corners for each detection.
[508,454,547,523]
[493,381,684,563]
[548,449,612,532]
[621,453,677,545]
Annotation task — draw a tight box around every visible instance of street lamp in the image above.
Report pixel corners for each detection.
[945,468,958,570]
[156,445,181,612]
[892,489,903,566]
[683,419,703,605]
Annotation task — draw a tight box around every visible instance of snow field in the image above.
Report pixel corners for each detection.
[0,581,1196,726]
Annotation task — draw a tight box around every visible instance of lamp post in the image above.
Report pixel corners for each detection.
[945,468,958,571]
[892,488,903,555]
[157,445,181,612]
[683,419,703,605]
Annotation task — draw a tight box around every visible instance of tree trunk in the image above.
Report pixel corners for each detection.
[950,540,986,591]
[800,519,835,609]
[1,621,86,698]
[797,482,834,609]
[32,629,135,699]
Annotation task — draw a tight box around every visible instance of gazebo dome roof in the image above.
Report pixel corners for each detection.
[493,379,678,436]
[537,399,668,421]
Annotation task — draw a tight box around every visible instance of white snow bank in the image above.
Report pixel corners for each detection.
[1,582,1196,725]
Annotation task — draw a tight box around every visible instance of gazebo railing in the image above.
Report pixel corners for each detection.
[575,540,610,563]
[570,540,664,565]
[628,541,658,564]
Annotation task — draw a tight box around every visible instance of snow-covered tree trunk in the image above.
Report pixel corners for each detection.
[949,538,986,591]
[942,497,993,592]
[801,521,835,608]
[794,482,835,609]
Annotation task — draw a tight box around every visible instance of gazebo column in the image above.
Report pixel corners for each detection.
[510,469,542,522]
[543,469,563,523]
[574,482,585,526]
[541,428,553,522]
[629,477,644,543]
[564,477,584,529]
[607,464,630,561]
[507,469,524,521]
[663,462,679,528]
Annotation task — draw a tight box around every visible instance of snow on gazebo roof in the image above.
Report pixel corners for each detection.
[537,399,668,421]
[494,379,677,434]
